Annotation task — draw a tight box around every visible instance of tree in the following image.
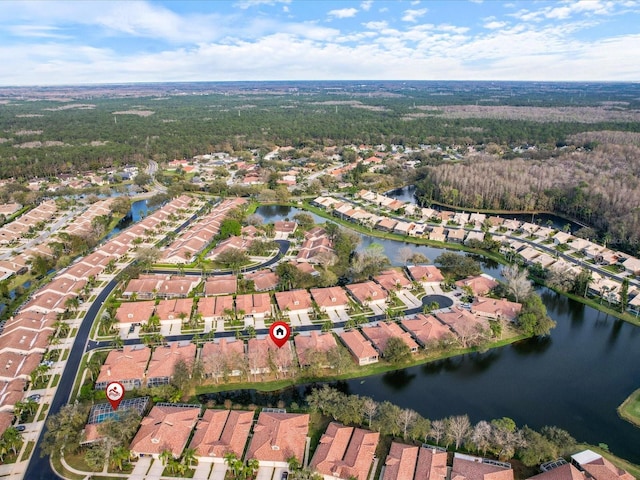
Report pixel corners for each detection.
[572,268,593,297]
[350,243,390,281]
[397,408,418,439]
[136,246,160,270]
[134,172,152,186]
[172,359,192,395]
[448,415,471,450]
[383,337,411,364]
[41,403,90,457]
[517,294,556,336]
[293,212,315,230]
[217,249,250,273]
[219,218,242,239]
[435,252,481,279]
[397,246,415,265]
[362,397,378,428]
[502,264,532,302]
[471,421,493,455]
[619,277,629,312]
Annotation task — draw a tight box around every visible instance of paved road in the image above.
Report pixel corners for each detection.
[24,280,119,480]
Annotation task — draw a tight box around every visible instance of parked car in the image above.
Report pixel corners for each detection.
[27,394,41,402]
[280,473,289,480]
[15,425,26,432]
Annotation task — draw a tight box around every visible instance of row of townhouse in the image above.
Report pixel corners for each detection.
[63,198,114,236]
[0,195,200,437]
[161,197,246,263]
[0,200,57,245]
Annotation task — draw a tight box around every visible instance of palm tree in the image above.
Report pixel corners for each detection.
[244,458,259,479]
[109,446,131,471]
[112,335,124,349]
[181,447,196,468]
[159,448,173,466]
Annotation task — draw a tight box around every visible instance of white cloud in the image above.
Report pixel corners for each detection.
[234,0,291,9]
[402,8,428,22]
[328,8,358,19]
[360,0,372,11]
[484,21,507,29]
[7,24,70,39]
[363,21,388,30]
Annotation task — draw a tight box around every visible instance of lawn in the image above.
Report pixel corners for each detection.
[617,388,640,428]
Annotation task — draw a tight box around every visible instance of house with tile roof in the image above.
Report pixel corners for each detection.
[275,289,313,316]
[571,450,635,480]
[361,322,419,355]
[374,269,411,292]
[471,297,522,322]
[189,409,254,462]
[294,331,338,367]
[204,276,238,296]
[115,301,156,335]
[429,226,447,242]
[95,345,151,390]
[201,339,246,381]
[155,298,194,333]
[274,221,297,239]
[455,274,499,297]
[383,443,448,480]
[338,330,378,366]
[310,287,350,312]
[130,404,201,459]
[451,454,514,480]
[310,422,379,480]
[197,295,234,323]
[235,293,272,320]
[247,337,294,378]
[245,412,309,467]
[407,265,445,286]
[401,314,453,347]
[145,342,196,387]
[245,270,279,291]
[346,281,388,309]
[447,228,466,243]
[436,307,490,346]
[0,329,49,355]
[527,463,587,480]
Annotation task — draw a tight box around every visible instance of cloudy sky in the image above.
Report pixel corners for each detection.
[1,0,639,85]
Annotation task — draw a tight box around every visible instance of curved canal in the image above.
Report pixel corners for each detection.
[238,206,640,463]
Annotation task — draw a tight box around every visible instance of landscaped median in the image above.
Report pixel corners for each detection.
[617,388,640,428]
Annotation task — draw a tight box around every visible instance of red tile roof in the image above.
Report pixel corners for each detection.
[155,298,194,321]
[245,270,279,291]
[346,281,388,305]
[451,456,514,480]
[338,330,378,364]
[189,409,254,459]
[407,265,445,283]
[528,464,587,480]
[130,404,201,457]
[294,331,337,367]
[146,342,196,384]
[96,346,150,387]
[374,269,411,291]
[361,322,419,353]
[205,276,238,296]
[275,289,313,312]
[245,412,309,463]
[471,297,522,322]
[401,314,452,346]
[310,287,350,309]
[455,275,499,296]
[115,301,156,324]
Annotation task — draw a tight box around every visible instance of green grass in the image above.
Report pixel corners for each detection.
[37,403,50,421]
[51,373,60,387]
[51,454,86,480]
[617,388,640,428]
[19,440,35,462]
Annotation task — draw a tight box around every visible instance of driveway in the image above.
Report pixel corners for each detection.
[396,289,422,308]
[369,302,386,316]
[129,456,152,480]
[256,466,275,480]
[210,462,228,480]
[194,461,213,479]
[147,457,166,478]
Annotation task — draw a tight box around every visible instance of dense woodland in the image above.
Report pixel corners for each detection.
[2,81,640,251]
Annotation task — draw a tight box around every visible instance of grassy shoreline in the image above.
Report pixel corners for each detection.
[617,388,640,428]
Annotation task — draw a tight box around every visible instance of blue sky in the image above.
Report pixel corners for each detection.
[1,0,639,85]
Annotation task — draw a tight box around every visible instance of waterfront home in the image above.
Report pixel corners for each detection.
[465,230,485,244]
[408,265,445,286]
[471,297,522,322]
[571,450,634,480]
[436,307,490,344]
[310,422,379,480]
[339,330,378,366]
[429,226,447,242]
[393,221,414,235]
[527,463,587,480]
[245,269,279,291]
[145,342,196,387]
[200,339,245,380]
[95,345,151,390]
[294,331,338,367]
[383,443,448,480]
[130,404,201,459]
[455,274,499,297]
[204,276,237,296]
[451,453,514,480]
[362,321,419,355]
[189,409,253,462]
[245,412,309,466]
[446,228,466,243]
[274,221,297,239]
[247,337,294,377]
[401,314,454,347]
[376,218,398,232]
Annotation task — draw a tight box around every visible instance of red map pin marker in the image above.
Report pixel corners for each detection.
[269,321,291,348]
[106,381,125,411]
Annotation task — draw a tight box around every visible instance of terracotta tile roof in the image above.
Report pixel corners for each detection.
[201,339,245,365]
[374,269,411,292]
[130,404,201,457]
[401,314,452,346]
[0,378,26,410]
[310,422,379,480]
[310,287,350,309]
[0,351,42,381]
[361,322,419,353]
[471,297,522,322]
[291,261,317,275]
[415,445,448,480]
[451,456,514,480]
[294,332,337,366]
[205,276,238,296]
[580,456,635,480]
[408,265,445,283]
[115,301,156,324]
[338,330,378,364]
[245,270,279,291]
[0,411,15,438]
[35,277,86,297]
[189,409,253,458]
[346,281,388,305]
[146,342,196,384]
[235,293,271,316]
[96,346,150,387]
[383,443,418,480]
[247,337,293,372]
[155,298,194,321]
[275,289,312,312]
[528,464,587,480]
[245,412,309,463]
[3,311,56,335]
[274,221,297,233]
[197,295,234,319]
[22,291,67,314]
[455,275,499,296]
[0,328,49,354]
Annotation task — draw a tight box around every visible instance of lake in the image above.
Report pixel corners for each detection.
[247,205,640,463]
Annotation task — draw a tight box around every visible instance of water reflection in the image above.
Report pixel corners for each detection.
[381,369,417,391]
[511,336,552,356]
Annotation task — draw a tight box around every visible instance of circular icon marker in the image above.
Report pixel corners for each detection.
[269,321,291,348]
[106,381,125,411]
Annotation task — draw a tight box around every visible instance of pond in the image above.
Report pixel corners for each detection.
[107,198,159,239]
[245,204,640,463]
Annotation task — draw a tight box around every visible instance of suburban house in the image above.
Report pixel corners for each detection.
[571,450,635,480]
[451,453,514,480]
[374,269,411,292]
[244,412,310,467]
[401,314,453,347]
[95,346,151,390]
[0,329,49,356]
[275,289,313,319]
[553,231,572,245]
[310,286,350,312]
[383,443,448,480]
[197,295,234,323]
[208,236,253,260]
[429,226,447,242]
[200,339,246,381]
[361,322,419,355]
[376,218,397,232]
[115,301,156,335]
[339,330,378,366]
[346,281,388,312]
[297,227,333,264]
[247,337,294,377]
[130,404,201,459]
[294,331,338,367]
[189,409,254,462]
[447,228,466,243]
[274,221,297,239]
[155,298,194,328]
[235,293,272,321]
[455,274,499,297]
[527,463,587,480]
[145,342,196,387]
[245,270,279,291]
[204,276,238,296]
[471,297,522,322]
[310,422,380,480]
[407,265,445,286]
[436,307,490,343]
